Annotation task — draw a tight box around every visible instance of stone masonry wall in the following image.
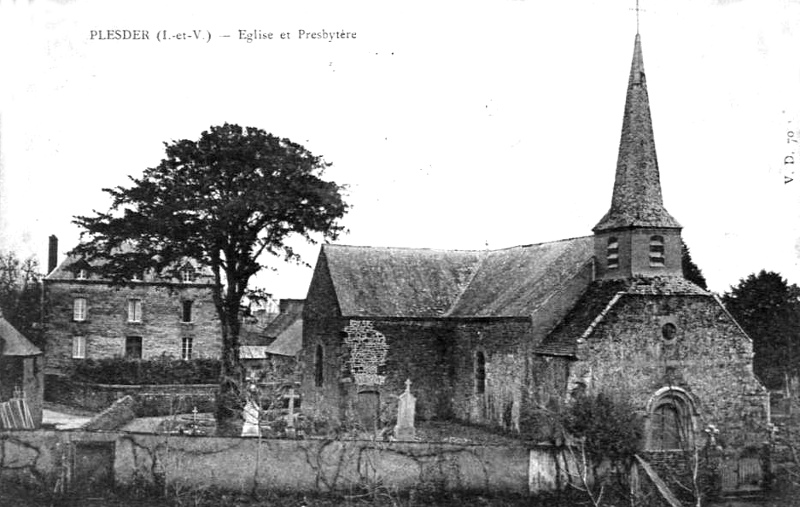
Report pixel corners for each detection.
[570,294,770,449]
[449,320,532,431]
[44,280,221,375]
[0,430,533,495]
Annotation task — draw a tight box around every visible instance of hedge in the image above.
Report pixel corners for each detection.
[71,354,220,385]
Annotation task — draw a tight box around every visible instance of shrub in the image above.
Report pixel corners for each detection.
[560,391,644,467]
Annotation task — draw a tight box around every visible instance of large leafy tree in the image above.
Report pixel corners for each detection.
[72,124,349,434]
[722,270,800,389]
[0,252,43,349]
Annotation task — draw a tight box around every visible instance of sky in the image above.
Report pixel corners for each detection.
[0,0,799,298]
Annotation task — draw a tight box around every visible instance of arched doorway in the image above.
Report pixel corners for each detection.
[646,387,696,451]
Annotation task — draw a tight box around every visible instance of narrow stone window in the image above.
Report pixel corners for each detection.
[315,344,324,387]
[125,336,143,359]
[475,351,486,394]
[607,237,619,269]
[127,298,143,323]
[73,298,87,321]
[181,337,193,360]
[182,300,193,323]
[649,235,665,267]
[72,336,86,359]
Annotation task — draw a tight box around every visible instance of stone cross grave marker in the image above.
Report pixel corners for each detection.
[394,379,416,441]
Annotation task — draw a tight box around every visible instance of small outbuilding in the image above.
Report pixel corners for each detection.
[0,311,44,428]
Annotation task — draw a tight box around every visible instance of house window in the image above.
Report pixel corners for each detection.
[127,299,142,323]
[181,337,193,360]
[73,298,87,321]
[76,268,88,280]
[181,265,196,283]
[72,336,86,359]
[125,336,143,359]
[131,271,142,281]
[475,351,486,394]
[649,235,665,267]
[607,237,619,269]
[314,344,324,387]
[182,300,193,323]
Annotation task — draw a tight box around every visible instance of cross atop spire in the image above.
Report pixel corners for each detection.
[593,33,681,233]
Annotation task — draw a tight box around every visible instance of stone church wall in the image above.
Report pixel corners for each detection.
[449,320,533,431]
[570,294,769,449]
[44,281,221,375]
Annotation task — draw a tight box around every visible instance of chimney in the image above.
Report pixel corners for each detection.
[48,235,58,274]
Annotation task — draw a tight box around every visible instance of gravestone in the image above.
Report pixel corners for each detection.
[394,379,416,441]
[241,399,261,437]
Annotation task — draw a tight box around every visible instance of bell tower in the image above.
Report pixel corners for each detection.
[593,34,683,281]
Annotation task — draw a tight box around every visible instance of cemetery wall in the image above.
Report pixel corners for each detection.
[0,429,553,495]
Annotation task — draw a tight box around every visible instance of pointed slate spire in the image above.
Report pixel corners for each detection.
[594,34,680,232]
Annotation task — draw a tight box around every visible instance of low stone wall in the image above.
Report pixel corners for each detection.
[45,375,216,416]
[0,429,548,496]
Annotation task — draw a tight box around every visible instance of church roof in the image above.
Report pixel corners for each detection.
[321,236,594,318]
[0,314,42,357]
[535,277,709,357]
[593,34,681,232]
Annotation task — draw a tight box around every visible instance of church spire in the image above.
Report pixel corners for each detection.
[593,34,680,233]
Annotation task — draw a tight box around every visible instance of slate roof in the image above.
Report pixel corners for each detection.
[594,34,681,232]
[535,277,709,357]
[0,313,42,357]
[46,246,213,283]
[321,236,595,318]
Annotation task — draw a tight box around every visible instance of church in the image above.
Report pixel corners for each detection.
[299,33,770,451]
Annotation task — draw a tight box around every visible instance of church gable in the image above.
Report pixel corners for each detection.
[563,291,768,448]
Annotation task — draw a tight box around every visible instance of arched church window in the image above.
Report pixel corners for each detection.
[649,235,665,267]
[607,237,619,269]
[314,344,324,387]
[475,351,486,394]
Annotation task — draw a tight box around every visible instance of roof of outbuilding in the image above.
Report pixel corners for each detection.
[0,314,42,357]
[321,236,595,318]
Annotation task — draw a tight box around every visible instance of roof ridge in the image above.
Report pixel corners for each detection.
[324,235,593,254]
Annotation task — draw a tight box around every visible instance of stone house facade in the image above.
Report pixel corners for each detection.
[43,239,221,377]
[300,34,770,450]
